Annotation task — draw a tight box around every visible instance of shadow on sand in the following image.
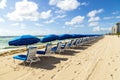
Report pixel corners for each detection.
[19,56,68,70]
[60,49,79,56]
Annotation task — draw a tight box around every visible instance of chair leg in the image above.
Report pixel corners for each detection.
[29,62,32,66]
[13,59,15,64]
[23,61,26,66]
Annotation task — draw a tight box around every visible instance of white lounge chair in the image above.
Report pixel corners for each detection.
[13,47,40,66]
[36,43,53,56]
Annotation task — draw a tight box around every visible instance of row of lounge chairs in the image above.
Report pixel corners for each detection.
[13,36,103,66]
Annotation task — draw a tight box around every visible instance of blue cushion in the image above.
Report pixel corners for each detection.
[13,55,27,61]
[37,51,45,54]
[51,46,57,51]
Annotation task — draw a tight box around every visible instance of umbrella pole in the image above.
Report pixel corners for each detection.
[26,45,28,52]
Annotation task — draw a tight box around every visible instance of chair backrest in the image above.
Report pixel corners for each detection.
[70,39,76,47]
[27,47,37,61]
[64,42,70,49]
[56,42,62,52]
[44,43,52,55]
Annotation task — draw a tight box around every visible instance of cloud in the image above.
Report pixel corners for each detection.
[116,16,120,19]
[11,23,26,29]
[7,0,51,21]
[87,9,103,17]
[103,15,120,20]
[88,16,100,22]
[45,19,55,24]
[65,16,84,26]
[0,17,5,22]
[93,26,111,32]
[45,15,66,24]
[103,16,114,20]
[89,22,99,27]
[35,23,44,27]
[81,2,88,6]
[0,0,7,9]
[112,11,119,15]
[87,9,103,27]
[49,0,80,11]
[55,15,66,19]
[40,10,52,19]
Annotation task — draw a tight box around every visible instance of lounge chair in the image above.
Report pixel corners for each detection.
[36,43,53,56]
[61,41,71,49]
[52,42,64,54]
[13,47,40,66]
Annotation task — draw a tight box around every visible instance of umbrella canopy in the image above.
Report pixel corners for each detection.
[58,34,72,40]
[41,34,59,43]
[9,35,40,46]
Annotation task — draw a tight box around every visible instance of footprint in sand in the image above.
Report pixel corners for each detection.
[38,74,45,79]
[76,62,81,65]
[108,62,111,65]
[51,74,55,79]
[116,55,119,57]
[57,69,60,72]
[112,60,115,62]
[110,74,113,79]
[71,78,75,80]
[114,68,118,71]
[74,71,77,73]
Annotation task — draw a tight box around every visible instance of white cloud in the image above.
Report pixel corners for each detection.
[55,15,66,19]
[55,9,65,14]
[49,0,80,11]
[93,26,111,32]
[40,10,52,19]
[103,16,114,20]
[87,9,103,17]
[0,0,7,9]
[87,9,103,27]
[93,26,100,31]
[7,0,51,21]
[81,2,88,6]
[11,23,26,29]
[116,16,120,19]
[88,16,100,22]
[45,19,55,24]
[89,22,99,27]
[65,16,84,26]
[35,23,44,27]
[45,15,66,24]
[112,11,119,15]
[0,17,5,22]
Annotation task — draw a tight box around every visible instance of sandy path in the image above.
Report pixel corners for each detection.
[0,36,120,80]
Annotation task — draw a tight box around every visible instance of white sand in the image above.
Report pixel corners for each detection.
[0,35,120,80]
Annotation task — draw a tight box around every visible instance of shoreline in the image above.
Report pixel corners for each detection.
[0,45,46,57]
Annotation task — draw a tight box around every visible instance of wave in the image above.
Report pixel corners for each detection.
[3,46,20,49]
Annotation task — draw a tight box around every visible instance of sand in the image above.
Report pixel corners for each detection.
[0,35,120,80]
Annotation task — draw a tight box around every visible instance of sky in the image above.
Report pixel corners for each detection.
[0,0,120,36]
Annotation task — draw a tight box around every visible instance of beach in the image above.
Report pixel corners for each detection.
[0,35,120,80]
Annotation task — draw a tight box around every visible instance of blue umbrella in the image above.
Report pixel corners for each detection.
[9,35,40,46]
[58,34,72,40]
[41,34,59,43]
